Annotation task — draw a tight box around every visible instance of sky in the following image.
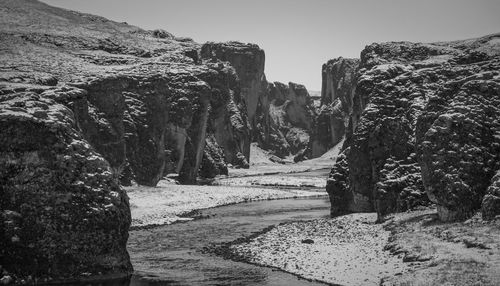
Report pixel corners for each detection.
[42,0,500,91]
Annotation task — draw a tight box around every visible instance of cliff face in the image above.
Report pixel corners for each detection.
[326,34,500,221]
[71,70,216,186]
[0,0,253,281]
[201,42,263,165]
[0,0,257,186]
[201,42,318,162]
[200,56,250,169]
[0,88,132,282]
[312,58,359,157]
[263,81,317,161]
[201,42,265,138]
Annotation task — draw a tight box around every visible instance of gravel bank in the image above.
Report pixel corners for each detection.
[228,213,407,286]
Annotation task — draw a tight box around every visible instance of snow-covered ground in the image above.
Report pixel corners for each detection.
[213,174,327,188]
[215,141,342,186]
[229,213,407,286]
[243,140,342,174]
[126,182,326,228]
[126,142,341,228]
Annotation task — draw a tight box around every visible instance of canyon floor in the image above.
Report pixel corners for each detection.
[225,208,500,286]
[126,183,325,228]
[127,143,500,286]
[127,143,338,228]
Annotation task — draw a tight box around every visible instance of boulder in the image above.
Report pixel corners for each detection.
[0,91,132,283]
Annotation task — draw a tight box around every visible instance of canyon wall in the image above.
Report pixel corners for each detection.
[325,34,500,221]
[263,81,317,161]
[201,42,318,162]
[311,58,359,157]
[0,0,257,282]
[0,88,133,283]
[0,0,323,281]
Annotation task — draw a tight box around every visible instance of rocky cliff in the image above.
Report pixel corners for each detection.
[325,34,500,221]
[0,0,250,187]
[201,42,318,162]
[263,81,316,161]
[0,0,259,282]
[312,58,359,157]
[0,88,132,283]
[0,0,324,281]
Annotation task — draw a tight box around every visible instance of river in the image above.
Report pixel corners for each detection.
[127,196,331,286]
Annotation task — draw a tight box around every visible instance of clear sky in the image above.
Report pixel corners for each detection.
[42,0,500,90]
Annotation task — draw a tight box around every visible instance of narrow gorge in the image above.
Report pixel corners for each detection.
[1,0,500,285]
[0,0,320,283]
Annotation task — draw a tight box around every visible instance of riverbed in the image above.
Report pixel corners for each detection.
[128,197,331,286]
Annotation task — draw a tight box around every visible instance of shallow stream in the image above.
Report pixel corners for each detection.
[127,196,331,286]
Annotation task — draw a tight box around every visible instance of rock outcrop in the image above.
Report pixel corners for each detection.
[326,34,500,221]
[201,42,318,162]
[0,0,253,281]
[482,170,500,220]
[201,42,265,144]
[0,89,132,283]
[263,81,317,161]
[312,58,359,157]
[1,0,256,186]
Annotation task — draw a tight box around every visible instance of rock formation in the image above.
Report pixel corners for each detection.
[201,42,318,162]
[0,0,256,282]
[312,58,359,157]
[201,42,265,144]
[0,0,258,187]
[325,34,500,221]
[263,81,317,161]
[0,0,326,281]
[482,170,500,220]
[0,89,132,283]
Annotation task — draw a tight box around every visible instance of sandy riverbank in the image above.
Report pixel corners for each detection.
[126,182,326,228]
[212,172,328,188]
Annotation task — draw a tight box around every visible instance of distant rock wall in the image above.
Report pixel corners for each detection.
[325,34,500,221]
[262,81,316,161]
[201,41,264,164]
[312,58,359,157]
[201,42,317,162]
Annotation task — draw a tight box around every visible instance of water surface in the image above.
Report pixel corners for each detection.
[128,197,331,286]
